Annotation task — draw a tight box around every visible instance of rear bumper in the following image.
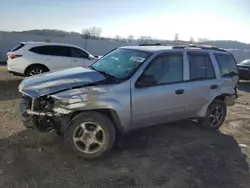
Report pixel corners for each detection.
[7,60,25,76]
[8,70,25,77]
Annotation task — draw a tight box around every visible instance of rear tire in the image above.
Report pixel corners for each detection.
[200,100,227,130]
[26,65,49,76]
[64,112,116,160]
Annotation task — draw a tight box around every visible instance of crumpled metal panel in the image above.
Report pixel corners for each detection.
[18,67,106,98]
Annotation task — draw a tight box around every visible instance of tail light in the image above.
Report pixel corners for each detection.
[8,54,22,59]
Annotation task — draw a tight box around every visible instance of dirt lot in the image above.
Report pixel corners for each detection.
[0,67,250,188]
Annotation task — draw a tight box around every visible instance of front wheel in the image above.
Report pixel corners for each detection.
[64,112,116,160]
[200,100,227,130]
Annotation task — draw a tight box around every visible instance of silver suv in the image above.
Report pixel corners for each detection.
[19,44,239,159]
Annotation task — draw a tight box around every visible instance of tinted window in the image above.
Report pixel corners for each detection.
[30,46,70,57]
[188,53,215,80]
[142,54,183,85]
[11,43,25,52]
[71,47,88,58]
[214,53,238,77]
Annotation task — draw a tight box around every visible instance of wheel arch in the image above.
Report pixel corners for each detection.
[63,108,124,136]
[24,63,50,76]
[197,93,233,118]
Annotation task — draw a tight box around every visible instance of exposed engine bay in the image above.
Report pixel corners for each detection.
[20,95,67,133]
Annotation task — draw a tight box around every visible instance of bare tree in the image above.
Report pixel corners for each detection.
[128,35,134,42]
[174,33,179,41]
[115,35,121,41]
[138,36,153,44]
[82,27,102,39]
[198,38,210,43]
[189,36,195,43]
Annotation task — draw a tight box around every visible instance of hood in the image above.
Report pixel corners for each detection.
[19,67,106,98]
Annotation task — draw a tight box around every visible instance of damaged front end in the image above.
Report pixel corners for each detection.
[19,95,72,134]
[18,67,107,134]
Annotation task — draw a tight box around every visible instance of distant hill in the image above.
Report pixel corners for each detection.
[11,29,82,37]
[1,29,250,62]
[202,40,250,50]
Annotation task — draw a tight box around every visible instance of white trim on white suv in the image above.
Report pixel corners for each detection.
[7,42,100,76]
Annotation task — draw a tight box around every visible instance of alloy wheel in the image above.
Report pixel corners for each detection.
[209,106,224,128]
[72,122,105,154]
[29,68,43,76]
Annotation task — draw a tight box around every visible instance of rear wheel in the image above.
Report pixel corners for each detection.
[64,112,116,160]
[201,100,227,130]
[26,65,49,76]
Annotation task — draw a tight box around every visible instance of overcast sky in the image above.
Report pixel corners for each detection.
[1,0,250,42]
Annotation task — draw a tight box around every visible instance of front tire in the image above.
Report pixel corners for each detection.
[64,112,116,160]
[201,100,227,130]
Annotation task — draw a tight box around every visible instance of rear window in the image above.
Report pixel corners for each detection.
[10,43,25,52]
[214,53,238,77]
[30,45,70,57]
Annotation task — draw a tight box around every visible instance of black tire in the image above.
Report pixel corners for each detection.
[26,65,49,76]
[64,112,116,160]
[200,100,227,130]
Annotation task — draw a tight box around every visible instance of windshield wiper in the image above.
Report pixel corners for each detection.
[90,66,121,82]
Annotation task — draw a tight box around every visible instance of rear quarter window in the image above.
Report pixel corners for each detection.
[214,53,238,77]
[10,43,25,52]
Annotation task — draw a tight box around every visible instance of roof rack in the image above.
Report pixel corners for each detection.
[172,43,226,52]
[138,43,162,46]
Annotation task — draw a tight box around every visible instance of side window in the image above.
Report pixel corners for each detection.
[188,53,215,80]
[70,47,89,58]
[214,53,238,77]
[30,46,44,54]
[141,53,183,85]
[30,46,70,57]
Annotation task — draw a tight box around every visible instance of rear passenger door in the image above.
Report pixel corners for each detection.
[184,52,219,117]
[30,45,71,71]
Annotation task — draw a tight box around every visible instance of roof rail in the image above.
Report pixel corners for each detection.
[172,43,226,52]
[138,43,162,46]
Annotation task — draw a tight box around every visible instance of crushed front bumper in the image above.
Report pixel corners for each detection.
[19,97,37,130]
[19,97,54,132]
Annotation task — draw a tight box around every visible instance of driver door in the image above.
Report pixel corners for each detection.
[70,47,90,68]
[131,52,188,128]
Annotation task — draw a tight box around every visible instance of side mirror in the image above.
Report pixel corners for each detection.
[135,75,157,88]
[88,54,95,60]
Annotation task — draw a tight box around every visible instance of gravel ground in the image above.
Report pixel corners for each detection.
[0,67,250,188]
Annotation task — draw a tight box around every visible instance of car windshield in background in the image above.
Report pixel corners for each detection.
[239,60,250,66]
[91,48,151,80]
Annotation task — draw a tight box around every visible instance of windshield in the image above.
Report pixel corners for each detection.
[91,48,151,80]
[239,59,250,65]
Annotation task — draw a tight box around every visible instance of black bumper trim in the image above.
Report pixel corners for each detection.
[8,70,25,77]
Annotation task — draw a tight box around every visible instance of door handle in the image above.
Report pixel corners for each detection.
[73,60,78,62]
[175,89,184,95]
[211,85,218,89]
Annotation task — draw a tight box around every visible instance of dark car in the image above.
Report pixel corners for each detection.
[237,59,250,80]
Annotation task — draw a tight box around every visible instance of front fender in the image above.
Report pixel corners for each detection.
[51,87,131,131]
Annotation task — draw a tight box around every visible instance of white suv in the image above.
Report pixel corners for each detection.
[7,42,100,76]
